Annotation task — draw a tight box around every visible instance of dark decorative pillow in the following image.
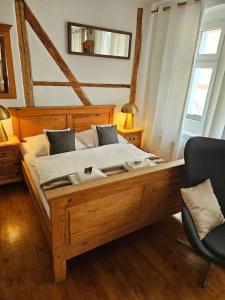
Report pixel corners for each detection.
[46,130,75,155]
[96,125,119,146]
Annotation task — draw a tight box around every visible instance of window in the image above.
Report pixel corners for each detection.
[187,67,213,120]
[199,29,222,55]
[185,21,224,135]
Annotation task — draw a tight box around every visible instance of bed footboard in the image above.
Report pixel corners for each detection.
[46,160,185,282]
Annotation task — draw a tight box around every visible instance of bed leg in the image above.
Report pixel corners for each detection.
[53,253,67,283]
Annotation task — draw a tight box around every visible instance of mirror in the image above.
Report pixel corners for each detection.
[68,22,132,59]
[0,37,9,93]
[0,24,16,99]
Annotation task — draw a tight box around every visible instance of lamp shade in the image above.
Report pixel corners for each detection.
[0,106,10,120]
[121,103,138,114]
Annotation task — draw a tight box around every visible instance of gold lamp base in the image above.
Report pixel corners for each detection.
[0,121,8,142]
[124,113,134,130]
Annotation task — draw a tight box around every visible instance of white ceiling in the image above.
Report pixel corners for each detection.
[204,2,225,23]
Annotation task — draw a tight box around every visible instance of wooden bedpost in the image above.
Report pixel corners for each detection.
[50,197,70,282]
[52,250,67,283]
[129,8,143,104]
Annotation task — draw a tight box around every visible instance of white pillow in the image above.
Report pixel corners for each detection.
[91,124,112,129]
[43,128,70,133]
[76,129,98,148]
[75,137,87,150]
[20,142,36,157]
[23,134,50,156]
[181,179,225,240]
[118,134,129,144]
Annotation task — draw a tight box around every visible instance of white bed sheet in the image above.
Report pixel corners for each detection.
[20,144,51,218]
[30,143,151,185]
[20,143,152,219]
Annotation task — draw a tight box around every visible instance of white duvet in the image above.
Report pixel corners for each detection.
[30,144,151,184]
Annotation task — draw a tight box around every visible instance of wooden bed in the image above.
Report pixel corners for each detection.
[10,105,185,282]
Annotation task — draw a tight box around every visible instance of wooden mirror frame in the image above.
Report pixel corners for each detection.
[0,24,17,99]
[68,22,132,60]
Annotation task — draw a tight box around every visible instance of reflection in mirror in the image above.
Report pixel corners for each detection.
[0,36,9,93]
[68,23,132,59]
[0,24,16,99]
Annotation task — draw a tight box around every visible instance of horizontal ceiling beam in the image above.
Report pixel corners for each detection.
[33,81,131,88]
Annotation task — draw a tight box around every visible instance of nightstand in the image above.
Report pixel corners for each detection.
[0,135,23,185]
[118,128,144,148]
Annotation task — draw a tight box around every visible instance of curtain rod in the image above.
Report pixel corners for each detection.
[151,0,200,14]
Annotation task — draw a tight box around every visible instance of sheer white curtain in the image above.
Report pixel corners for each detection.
[95,31,111,54]
[0,62,3,92]
[143,0,204,161]
[95,32,129,56]
[203,37,225,139]
[110,33,129,56]
[72,29,83,52]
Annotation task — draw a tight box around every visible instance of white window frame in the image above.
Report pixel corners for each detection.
[198,21,225,61]
[186,62,217,134]
[185,20,225,136]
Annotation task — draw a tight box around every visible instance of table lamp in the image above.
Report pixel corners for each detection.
[0,105,10,142]
[121,103,138,130]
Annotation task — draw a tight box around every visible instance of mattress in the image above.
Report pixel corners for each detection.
[20,143,152,219]
[30,143,151,185]
[21,149,51,218]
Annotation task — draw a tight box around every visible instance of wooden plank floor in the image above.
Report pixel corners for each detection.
[1,183,225,300]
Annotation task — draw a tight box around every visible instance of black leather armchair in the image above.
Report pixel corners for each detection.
[180,137,225,287]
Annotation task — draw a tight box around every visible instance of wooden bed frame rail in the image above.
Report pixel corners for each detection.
[45,159,185,281]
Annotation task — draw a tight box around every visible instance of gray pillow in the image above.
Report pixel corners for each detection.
[46,130,75,155]
[96,125,118,146]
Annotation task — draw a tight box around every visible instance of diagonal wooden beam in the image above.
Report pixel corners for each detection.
[15,0,34,106]
[24,1,91,106]
[129,8,143,104]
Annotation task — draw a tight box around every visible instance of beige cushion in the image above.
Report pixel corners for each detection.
[23,134,50,156]
[181,179,225,240]
[76,129,97,148]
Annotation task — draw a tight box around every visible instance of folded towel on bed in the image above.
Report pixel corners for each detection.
[41,177,72,191]
[68,168,107,184]
[124,159,154,171]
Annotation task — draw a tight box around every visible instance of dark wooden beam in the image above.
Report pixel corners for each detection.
[33,81,131,88]
[24,2,91,105]
[15,0,34,106]
[129,8,143,104]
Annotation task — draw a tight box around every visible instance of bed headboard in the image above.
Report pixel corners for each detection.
[10,105,115,140]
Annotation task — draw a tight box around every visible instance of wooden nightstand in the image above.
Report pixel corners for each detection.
[118,128,144,148]
[0,135,23,185]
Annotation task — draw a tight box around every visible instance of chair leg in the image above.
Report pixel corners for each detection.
[176,239,213,288]
[176,238,190,247]
[201,262,213,288]
[176,238,193,252]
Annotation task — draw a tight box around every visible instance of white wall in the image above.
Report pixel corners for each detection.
[0,0,151,128]
[204,1,225,23]
[206,0,225,9]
